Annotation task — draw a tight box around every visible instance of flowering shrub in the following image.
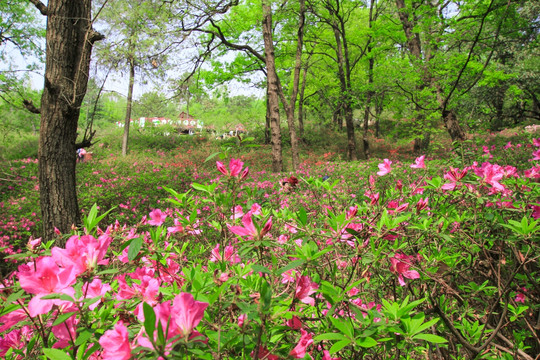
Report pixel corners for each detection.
[0,137,539,359]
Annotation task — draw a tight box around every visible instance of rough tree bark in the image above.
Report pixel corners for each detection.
[262,0,283,172]
[395,0,431,153]
[274,0,306,171]
[31,0,103,241]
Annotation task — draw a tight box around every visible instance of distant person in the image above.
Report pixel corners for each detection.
[76,148,87,163]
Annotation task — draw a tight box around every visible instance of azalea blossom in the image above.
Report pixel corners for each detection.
[442,167,468,191]
[377,159,392,176]
[290,329,313,358]
[410,155,426,169]
[52,234,112,275]
[99,322,132,360]
[172,292,209,338]
[136,293,208,351]
[415,197,429,214]
[389,253,420,286]
[209,243,241,264]
[148,208,167,226]
[216,158,249,179]
[295,275,318,306]
[228,212,272,239]
[17,257,77,317]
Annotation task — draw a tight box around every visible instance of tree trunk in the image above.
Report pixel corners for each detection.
[38,0,103,241]
[122,56,135,156]
[298,64,308,141]
[332,23,356,160]
[262,0,282,172]
[443,109,466,142]
[264,90,271,144]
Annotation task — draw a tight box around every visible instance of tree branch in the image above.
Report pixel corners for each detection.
[23,99,41,114]
[28,0,48,16]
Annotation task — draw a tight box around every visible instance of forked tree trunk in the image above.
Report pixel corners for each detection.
[262,0,283,172]
[443,109,466,142]
[122,56,135,156]
[38,0,103,241]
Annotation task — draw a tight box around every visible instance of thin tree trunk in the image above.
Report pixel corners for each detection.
[332,25,356,160]
[262,0,282,172]
[265,89,271,144]
[37,0,103,241]
[395,0,431,152]
[122,56,135,156]
[298,64,308,141]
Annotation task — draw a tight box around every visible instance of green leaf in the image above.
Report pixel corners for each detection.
[5,290,25,305]
[205,152,221,162]
[356,336,378,348]
[191,182,209,193]
[329,339,351,354]
[297,207,308,226]
[43,348,72,360]
[143,302,156,339]
[413,333,448,343]
[314,333,347,341]
[252,264,271,274]
[276,259,304,275]
[128,237,143,261]
[52,312,76,326]
[75,330,93,347]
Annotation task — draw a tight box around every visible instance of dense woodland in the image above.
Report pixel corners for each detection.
[1,0,538,239]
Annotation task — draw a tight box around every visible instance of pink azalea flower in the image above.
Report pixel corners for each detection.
[442,167,468,191]
[209,244,241,263]
[515,288,526,303]
[410,155,426,169]
[82,278,111,310]
[479,163,505,193]
[52,234,112,275]
[0,326,32,359]
[230,205,244,219]
[0,309,27,333]
[281,269,297,284]
[415,197,429,214]
[286,315,303,329]
[533,138,540,147]
[323,349,341,360]
[532,149,540,161]
[148,209,167,226]
[216,158,249,179]
[238,313,247,328]
[389,253,420,286]
[295,275,318,306]
[290,329,313,358]
[346,205,358,219]
[167,218,184,234]
[524,166,540,178]
[116,271,160,306]
[228,212,272,239]
[17,257,77,317]
[250,203,262,215]
[99,322,132,360]
[377,159,392,176]
[171,292,209,338]
[531,205,540,219]
[52,313,78,348]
